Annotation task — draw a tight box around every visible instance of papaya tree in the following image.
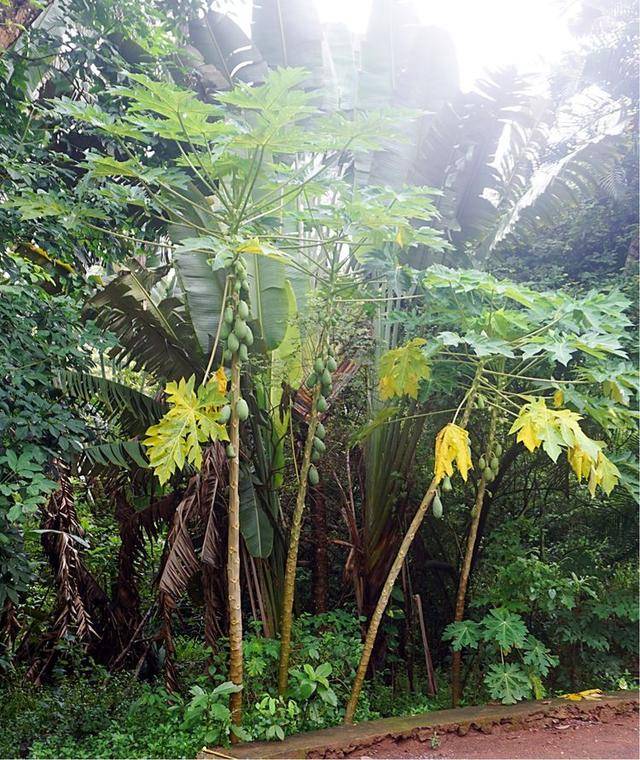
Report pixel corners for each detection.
[344,264,635,721]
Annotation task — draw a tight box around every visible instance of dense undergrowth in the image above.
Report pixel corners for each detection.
[2,597,637,759]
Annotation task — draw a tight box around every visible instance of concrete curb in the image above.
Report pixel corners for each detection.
[197,690,638,759]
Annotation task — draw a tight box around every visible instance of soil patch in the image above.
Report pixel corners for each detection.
[348,708,639,759]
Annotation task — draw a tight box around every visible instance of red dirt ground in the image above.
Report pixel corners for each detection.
[350,711,639,759]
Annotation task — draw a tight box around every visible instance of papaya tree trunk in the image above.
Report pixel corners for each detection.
[277,387,320,695]
[227,354,243,729]
[344,475,439,723]
[451,402,498,706]
[345,377,481,724]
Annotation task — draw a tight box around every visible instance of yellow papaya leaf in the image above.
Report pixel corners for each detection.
[510,399,601,464]
[378,338,430,400]
[213,366,227,394]
[567,446,592,482]
[144,375,229,484]
[434,423,473,484]
[237,237,262,254]
[513,414,541,453]
[560,689,603,701]
[587,452,620,497]
[395,225,410,246]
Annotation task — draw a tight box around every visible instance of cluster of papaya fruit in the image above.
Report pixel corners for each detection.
[306,349,338,486]
[219,259,253,459]
[478,441,502,484]
[220,260,254,365]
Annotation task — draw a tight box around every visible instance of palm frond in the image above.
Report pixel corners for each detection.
[87,265,202,381]
[57,370,165,435]
[83,439,149,470]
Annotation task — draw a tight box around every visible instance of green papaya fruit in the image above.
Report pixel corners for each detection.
[308,465,319,486]
[227,333,240,354]
[316,396,328,412]
[238,344,248,362]
[237,300,249,320]
[315,422,326,439]
[306,372,317,389]
[311,449,321,463]
[483,466,493,481]
[218,404,231,424]
[326,356,337,372]
[313,437,326,454]
[220,322,231,340]
[223,349,233,363]
[478,456,487,471]
[442,476,452,492]
[490,457,500,472]
[432,493,443,519]
[234,318,247,340]
[494,442,503,456]
[233,279,242,293]
[321,368,332,386]
[226,444,236,459]
[244,326,254,346]
[224,306,234,325]
[236,398,249,421]
[314,357,325,373]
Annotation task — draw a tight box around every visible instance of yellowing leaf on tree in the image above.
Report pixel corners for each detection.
[509,398,558,455]
[144,375,229,485]
[509,399,600,464]
[553,388,564,408]
[567,446,592,482]
[213,366,227,393]
[378,338,430,400]
[434,423,472,484]
[587,451,620,497]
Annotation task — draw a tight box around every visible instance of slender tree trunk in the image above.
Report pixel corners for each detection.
[277,388,320,695]
[311,482,328,614]
[344,476,438,723]
[227,354,243,730]
[451,404,498,706]
[345,374,482,723]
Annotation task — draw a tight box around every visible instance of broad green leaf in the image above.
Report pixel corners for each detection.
[174,240,227,355]
[523,636,559,677]
[480,608,528,651]
[484,663,532,704]
[442,620,482,651]
[239,468,273,558]
[245,252,289,352]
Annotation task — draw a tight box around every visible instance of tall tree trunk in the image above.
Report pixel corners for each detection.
[344,475,439,723]
[227,354,243,729]
[451,403,498,706]
[277,387,320,695]
[311,482,328,614]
